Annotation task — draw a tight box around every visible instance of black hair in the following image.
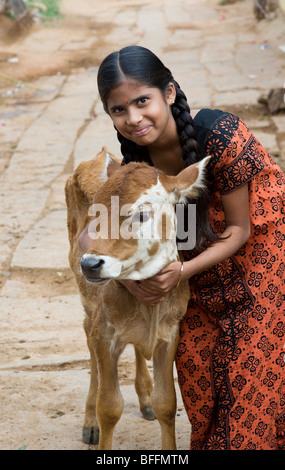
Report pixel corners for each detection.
[97,45,217,252]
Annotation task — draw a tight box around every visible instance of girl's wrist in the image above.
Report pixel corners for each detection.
[180,259,196,281]
[175,262,184,287]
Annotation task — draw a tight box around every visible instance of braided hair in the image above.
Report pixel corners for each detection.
[97,45,217,252]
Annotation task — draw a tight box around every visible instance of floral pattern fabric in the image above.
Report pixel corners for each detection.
[176,111,285,450]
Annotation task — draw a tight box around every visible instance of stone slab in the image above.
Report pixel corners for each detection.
[73,113,121,169]
[213,89,261,107]
[272,115,285,133]
[0,279,87,368]
[0,187,50,234]
[4,70,98,190]
[253,131,279,155]
[11,210,70,270]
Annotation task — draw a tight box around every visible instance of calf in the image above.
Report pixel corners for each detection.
[65,148,209,450]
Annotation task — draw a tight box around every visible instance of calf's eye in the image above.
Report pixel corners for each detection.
[133,211,151,224]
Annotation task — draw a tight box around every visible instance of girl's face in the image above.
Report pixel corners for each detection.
[106,78,177,150]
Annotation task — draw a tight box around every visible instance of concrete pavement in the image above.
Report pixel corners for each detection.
[0,0,284,450]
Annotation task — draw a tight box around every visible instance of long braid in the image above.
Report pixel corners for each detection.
[171,80,201,166]
[171,80,219,252]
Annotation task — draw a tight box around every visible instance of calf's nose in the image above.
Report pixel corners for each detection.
[80,255,105,279]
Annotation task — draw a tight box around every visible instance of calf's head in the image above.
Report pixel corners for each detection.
[80,154,210,283]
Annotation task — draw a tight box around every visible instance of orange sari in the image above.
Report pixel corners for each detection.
[176,110,285,450]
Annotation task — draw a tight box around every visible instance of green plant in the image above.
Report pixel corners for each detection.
[25,0,62,19]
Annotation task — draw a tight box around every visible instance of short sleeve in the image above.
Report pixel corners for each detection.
[204,113,265,194]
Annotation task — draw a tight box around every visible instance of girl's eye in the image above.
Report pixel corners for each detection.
[138,97,148,105]
[113,106,124,114]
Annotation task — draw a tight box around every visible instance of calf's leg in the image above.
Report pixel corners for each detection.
[134,347,155,421]
[82,316,99,444]
[151,334,179,450]
[95,339,124,450]
[82,338,99,444]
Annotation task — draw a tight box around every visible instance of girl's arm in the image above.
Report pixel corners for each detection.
[182,182,251,279]
[126,183,251,303]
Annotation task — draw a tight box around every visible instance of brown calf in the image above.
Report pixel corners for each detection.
[65,148,209,450]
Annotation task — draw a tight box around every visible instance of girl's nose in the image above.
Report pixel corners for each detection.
[126,109,143,126]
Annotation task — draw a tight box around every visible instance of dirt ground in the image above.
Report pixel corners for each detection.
[0,0,284,452]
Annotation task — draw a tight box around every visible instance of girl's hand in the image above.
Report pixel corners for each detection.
[121,261,183,306]
[139,261,182,295]
[120,279,165,306]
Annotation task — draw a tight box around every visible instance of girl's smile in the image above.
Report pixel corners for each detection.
[132,126,152,137]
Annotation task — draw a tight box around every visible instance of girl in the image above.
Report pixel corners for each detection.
[93,45,285,449]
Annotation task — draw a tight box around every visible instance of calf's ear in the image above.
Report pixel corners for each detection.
[107,158,121,178]
[160,156,211,203]
[98,147,121,182]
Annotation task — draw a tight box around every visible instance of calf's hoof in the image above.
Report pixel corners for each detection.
[82,426,99,445]
[141,406,155,421]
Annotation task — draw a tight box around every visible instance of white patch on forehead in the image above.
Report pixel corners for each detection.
[129,178,175,212]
